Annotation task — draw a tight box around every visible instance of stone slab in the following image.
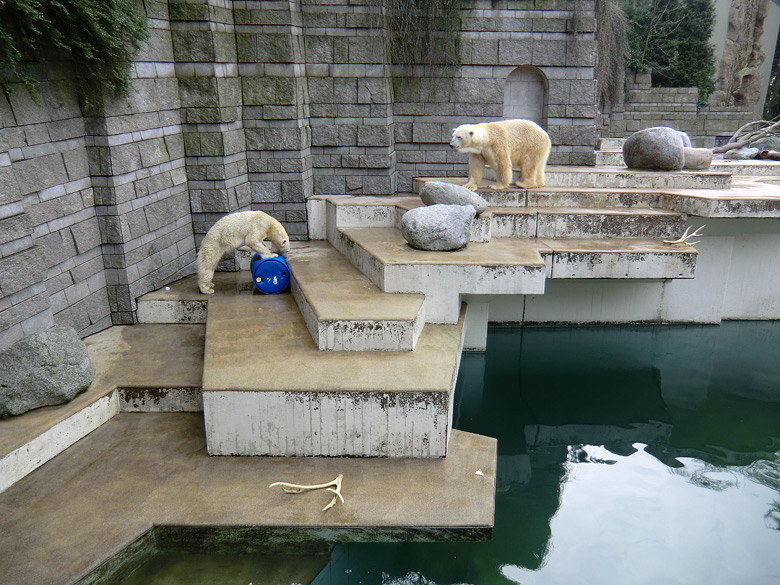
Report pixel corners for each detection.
[539,238,698,279]
[0,324,205,491]
[201,291,465,457]
[333,227,548,323]
[288,241,425,351]
[0,412,496,585]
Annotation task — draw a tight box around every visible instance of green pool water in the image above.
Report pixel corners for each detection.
[120,322,780,585]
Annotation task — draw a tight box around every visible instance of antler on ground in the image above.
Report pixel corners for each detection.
[269,474,344,512]
[664,225,705,246]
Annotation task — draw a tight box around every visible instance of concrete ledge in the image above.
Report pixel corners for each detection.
[0,324,205,493]
[0,413,497,585]
[541,238,698,279]
[333,227,548,323]
[288,241,425,351]
[202,291,466,457]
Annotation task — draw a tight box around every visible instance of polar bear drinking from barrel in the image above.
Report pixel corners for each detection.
[197,211,290,295]
[449,119,551,190]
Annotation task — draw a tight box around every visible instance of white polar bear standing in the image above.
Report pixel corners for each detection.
[197,211,290,295]
[449,119,552,190]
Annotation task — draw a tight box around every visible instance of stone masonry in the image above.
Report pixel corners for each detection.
[0,0,758,348]
[603,71,755,146]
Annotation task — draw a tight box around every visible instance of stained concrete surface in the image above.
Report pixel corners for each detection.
[0,413,496,585]
[0,324,205,458]
[202,291,463,393]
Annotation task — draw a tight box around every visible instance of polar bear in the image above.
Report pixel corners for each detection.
[197,211,290,295]
[449,119,551,190]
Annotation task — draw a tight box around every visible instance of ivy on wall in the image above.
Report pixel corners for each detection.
[370,0,463,73]
[0,0,148,110]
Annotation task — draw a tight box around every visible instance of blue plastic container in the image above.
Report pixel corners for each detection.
[250,254,290,294]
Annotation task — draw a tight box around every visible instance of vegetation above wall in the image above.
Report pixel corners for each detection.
[0,0,147,110]
[623,0,716,107]
[597,0,628,105]
[370,0,463,73]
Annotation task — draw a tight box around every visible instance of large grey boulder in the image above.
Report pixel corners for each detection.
[623,127,688,171]
[401,204,475,251]
[420,181,489,214]
[0,328,95,418]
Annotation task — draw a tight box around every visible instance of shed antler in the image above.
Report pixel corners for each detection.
[269,474,344,511]
[664,225,705,246]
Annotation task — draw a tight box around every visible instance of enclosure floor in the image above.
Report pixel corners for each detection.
[0,412,496,585]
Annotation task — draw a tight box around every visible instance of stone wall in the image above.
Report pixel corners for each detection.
[9,0,751,348]
[0,1,196,349]
[603,71,755,146]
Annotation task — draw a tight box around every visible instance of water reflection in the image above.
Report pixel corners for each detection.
[316,323,780,585]
[500,444,780,585]
[118,323,780,585]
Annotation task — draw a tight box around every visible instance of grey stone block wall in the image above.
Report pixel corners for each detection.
[0,71,107,350]
[237,0,313,239]
[171,0,252,267]
[391,0,599,191]
[603,71,755,147]
[91,0,196,324]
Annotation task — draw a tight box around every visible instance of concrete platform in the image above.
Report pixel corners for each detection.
[0,324,205,492]
[333,226,548,323]
[0,412,496,585]
[288,241,426,351]
[201,288,466,457]
[491,206,685,239]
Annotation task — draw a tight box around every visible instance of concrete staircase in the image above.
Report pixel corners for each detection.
[130,162,780,460]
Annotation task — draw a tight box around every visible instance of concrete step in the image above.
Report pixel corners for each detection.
[490,206,686,239]
[598,137,625,150]
[595,150,624,166]
[413,167,731,190]
[136,274,221,323]
[288,241,425,351]
[539,237,697,279]
[712,159,780,176]
[201,289,467,458]
[413,178,669,208]
[331,227,696,309]
[539,166,731,190]
[1,411,495,585]
[331,227,548,324]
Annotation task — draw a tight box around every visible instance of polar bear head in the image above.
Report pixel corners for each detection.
[449,124,484,155]
[270,226,290,258]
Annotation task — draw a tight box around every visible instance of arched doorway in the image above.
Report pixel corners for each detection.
[503,66,548,124]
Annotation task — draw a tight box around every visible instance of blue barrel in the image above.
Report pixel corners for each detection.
[250,254,290,294]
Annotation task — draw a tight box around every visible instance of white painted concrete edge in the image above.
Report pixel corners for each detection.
[0,392,120,494]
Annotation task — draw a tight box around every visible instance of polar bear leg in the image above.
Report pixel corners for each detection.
[245,237,277,259]
[197,245,220,295]
[489,153,513,190]
[466,154,485,190]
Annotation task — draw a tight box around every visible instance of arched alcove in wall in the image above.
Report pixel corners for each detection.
[503,66,548,124]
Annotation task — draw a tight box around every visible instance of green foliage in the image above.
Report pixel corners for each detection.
[623,0,716,106]
[0,0,148,109]
[371,0,463,73]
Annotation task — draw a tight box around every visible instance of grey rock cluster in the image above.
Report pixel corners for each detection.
[400,181,486,251]
[401,204,476,251]
[0,328,95,418]
[419,181,489,214]
[623,127,712,171]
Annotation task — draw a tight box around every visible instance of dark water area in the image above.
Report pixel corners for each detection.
[120,322,780,585]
